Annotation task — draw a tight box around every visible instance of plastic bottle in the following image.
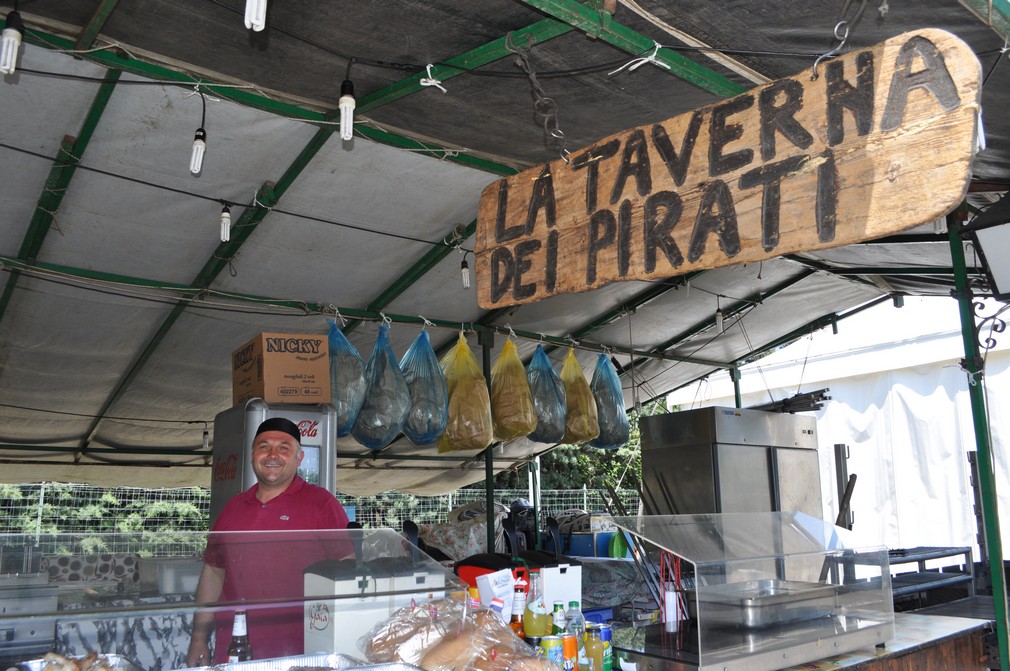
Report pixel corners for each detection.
[524,571,551,636]
[227,610,253,662]
[565,600,588,669]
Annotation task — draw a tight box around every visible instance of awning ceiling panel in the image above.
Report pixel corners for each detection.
[0,0,1004,493]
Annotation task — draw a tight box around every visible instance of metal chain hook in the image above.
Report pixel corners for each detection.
[506,30,571,163]
[811,20,849,80]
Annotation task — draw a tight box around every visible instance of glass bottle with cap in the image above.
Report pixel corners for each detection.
[227,610,253,662]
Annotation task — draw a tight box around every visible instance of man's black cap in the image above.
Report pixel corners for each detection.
[254,417,301,444]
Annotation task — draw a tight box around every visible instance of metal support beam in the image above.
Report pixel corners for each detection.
[353,18,574,115]
[479,326,496,554]
[519,0,746,98]
[948,212,1010,670]
[75,0,121,50]
[958,0,1010,42]
[730,367,742,408]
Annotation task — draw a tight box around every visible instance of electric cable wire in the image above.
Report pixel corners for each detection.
[0,140,468,250]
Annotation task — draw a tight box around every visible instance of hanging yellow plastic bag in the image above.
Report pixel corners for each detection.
[490,339,537,442]
[560,348,600,444]
[438,332,493,453]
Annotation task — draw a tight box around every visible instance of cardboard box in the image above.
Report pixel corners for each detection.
[232,332,330,405]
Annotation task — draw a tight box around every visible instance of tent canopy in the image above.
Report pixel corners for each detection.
[0,0,1006,494]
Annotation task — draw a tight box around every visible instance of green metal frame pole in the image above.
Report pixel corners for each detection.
[731,368,742,408]
[949,213,1010,669]
[480,326,496,554]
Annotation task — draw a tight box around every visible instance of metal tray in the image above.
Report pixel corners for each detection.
[11,654,142,671]
[692,579,838,628]
[210,654,366,671]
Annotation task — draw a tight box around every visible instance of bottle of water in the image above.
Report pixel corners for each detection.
[565,600,588,668]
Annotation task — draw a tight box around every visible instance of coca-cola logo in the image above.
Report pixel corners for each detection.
[214,454,238,482]
[298,420,319,438]
[308,602,329,631]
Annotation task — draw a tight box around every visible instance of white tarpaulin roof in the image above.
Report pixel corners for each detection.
[0,1,1007,493]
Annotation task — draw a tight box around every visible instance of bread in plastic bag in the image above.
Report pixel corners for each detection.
[560,347,600,444]
[588,353,630,449]
[438,332,493,453]
[526,344,566,444]
[350,322,411,450]
[400,330,449,445]
[362,597,554,671]
[490,339,537,442]
[327,319,367,436]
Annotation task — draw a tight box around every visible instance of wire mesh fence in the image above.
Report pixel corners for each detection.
[0,483,641,545]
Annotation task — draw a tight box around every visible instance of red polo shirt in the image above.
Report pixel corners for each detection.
[205,477,351,662]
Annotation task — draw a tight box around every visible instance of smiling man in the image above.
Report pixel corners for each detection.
[187,417,351,665]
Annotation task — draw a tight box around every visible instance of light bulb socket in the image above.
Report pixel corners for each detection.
[193,127,207,143]
[5,10,24,36]
[340,79,354,98]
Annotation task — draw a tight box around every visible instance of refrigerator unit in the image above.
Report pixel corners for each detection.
[639,406,823,519]
[210,398,340,524]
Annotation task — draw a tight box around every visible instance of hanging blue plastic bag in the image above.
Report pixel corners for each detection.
[399,330,448,445]
[526,344,566,443]
[327,319,367,436]
[589,353,630,450]
[350,322,411,450]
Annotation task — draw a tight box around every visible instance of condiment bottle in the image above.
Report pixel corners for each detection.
[524,570,551,636]
[227,610,253,662]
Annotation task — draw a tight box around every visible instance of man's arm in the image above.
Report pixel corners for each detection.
[187,563,226,666]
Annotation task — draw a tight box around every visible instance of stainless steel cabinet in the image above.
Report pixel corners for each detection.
[640,407,822,519]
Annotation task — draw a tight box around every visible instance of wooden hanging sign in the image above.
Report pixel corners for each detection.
[475,28,981,308]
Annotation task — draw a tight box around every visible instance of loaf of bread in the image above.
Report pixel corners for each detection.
[366,597,555,671]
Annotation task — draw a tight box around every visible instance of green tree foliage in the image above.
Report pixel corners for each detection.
[0,485,210,540]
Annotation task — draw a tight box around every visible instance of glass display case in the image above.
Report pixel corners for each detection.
[610,512,894,671]
[0,528,463,671]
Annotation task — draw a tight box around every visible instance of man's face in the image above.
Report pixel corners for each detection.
[251,430,303,488]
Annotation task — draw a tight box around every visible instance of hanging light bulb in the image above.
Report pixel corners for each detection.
[244,0,267,31]
[190,92,207,175]
[715,296,725,334]
[0,8,24,76]
[202,429,209,450]
[461,257,471,290]
[219,204,231,242]
[190,128,206,174]
[338,79,355,141]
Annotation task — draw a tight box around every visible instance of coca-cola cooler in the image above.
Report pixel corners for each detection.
[210,398,339,524]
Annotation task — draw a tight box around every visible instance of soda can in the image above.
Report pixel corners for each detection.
[540,635,564,665]
[561,633,578,671]
[599,623,612,645]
